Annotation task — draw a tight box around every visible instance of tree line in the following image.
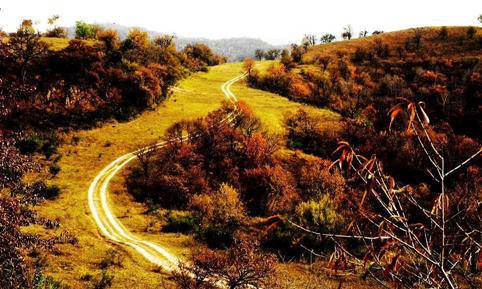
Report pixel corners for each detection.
[252,25,388,62]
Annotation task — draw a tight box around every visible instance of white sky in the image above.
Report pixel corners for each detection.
[0,1,481,45]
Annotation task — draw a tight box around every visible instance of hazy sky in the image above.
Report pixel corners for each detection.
[0,1,481,45]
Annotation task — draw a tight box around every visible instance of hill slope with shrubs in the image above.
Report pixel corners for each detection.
[0,21,225,130]
[240,27,481,288]
[0,20,226,289]
[247,26,481,137]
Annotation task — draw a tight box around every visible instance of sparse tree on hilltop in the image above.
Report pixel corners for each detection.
[302,34,316,49]
[97,29,120,51]
[280,48,294,69]
[290,44,305,63]
[342,25,353,40]
[123,28,149,50]
[320,33,336,43]
[359,29,368,38]
[412,27,424,49]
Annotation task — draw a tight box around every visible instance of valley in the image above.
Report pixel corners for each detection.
[0,8,480,289]
[32,62,348,288]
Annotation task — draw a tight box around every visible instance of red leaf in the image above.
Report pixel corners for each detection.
[388,105,403,131]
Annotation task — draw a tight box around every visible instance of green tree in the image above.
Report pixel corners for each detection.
[48,14,59,26]
[295,194,344,232]
[75,21,101,39]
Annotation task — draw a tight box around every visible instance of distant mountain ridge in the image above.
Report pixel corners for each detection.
[66,23,285,61]
[175,37,283,62]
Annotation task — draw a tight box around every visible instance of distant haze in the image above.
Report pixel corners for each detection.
[64,23,284,61]
[0,0,481,45]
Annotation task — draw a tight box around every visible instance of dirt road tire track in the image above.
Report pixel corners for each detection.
[87,73,246,272]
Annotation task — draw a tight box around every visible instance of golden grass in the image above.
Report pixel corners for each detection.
[41,37,98,51]
[233,62,339,134]
[2,37,82,51]
[29,61,340,288]
[275,263,379,289]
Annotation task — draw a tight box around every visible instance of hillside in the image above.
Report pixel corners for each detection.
[66,23,284,61]
[249,26,481,137]
[243,27,481,288]
[304,26,482,61]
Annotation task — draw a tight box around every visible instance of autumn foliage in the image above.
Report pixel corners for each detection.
[260,28,481,287]
[173,236,277,289]
[126,102,348,251]
[0,21,224,129]
[249,27,481,139]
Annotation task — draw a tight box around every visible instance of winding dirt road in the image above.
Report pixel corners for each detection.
[87,73,245,272]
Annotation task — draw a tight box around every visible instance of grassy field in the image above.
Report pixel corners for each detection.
[41,37,97,50]
[232,77,339,134]
[29,61,370,288]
